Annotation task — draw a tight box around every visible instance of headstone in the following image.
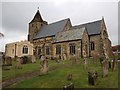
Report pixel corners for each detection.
[112,58,117,71]
[108,60,111,69]
[40,55,48,74]
[83,58,87,69]
[63,83,74,90]
[31,55,36,63]
[101,60,108,78]
[15,57,22,69]
[5,57,12,65]
[67,74,72,81]
[72,54,77,65]
[63,53,67,60]
[88,71,98,85]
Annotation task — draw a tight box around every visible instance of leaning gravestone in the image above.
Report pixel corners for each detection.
[101,60,108,78]
[63,74,74,90]
[5,57,12,66]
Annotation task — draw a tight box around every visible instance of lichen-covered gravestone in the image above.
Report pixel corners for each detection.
[72,54,77,65]
[112,58,117,71]
[88,71,98,85]
[15,57,22,69]
[40,55,48,75]
[101,60,108,78]
[5,57,12,66]
[31,55,36,63]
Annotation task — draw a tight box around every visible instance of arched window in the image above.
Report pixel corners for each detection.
[90,42,95,51]
[23,45,28,54]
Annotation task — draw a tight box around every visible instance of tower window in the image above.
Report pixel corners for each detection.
[90,42,95,50]
[23,45,28,54]
[69,43,76,54]
[56,45,61,55]
[32,24,34,27]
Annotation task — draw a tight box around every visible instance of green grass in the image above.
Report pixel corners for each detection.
[8,58,118,88]
[2,59,69,81]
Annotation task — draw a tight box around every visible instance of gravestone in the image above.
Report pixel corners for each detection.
[108,60,111,69]
[101,60,108,78]
[72,54,77,65]
[63,83,74,90]
[31,55,36,63]
[5,57,12,66]
[83,58,87,69]
[67,74,72,81]
[15,57,22,69]
[88,71,98,85]
[63,53,67,60]
[63,74,74,90]
[40,55,48,74]
[112,58,117,71]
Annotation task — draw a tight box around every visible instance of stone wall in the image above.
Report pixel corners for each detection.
[53,40,82,59]
[5,40,33,58]
[89,35,101,57]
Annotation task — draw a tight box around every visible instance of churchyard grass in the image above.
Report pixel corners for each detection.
[9,58,118,88]
[2,59,58,81]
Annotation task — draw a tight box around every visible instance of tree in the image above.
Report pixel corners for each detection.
[0,32,4,37]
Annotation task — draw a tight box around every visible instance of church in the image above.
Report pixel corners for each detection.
[28,9,112,59]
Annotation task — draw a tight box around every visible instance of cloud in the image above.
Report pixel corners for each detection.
[1,1,118,52]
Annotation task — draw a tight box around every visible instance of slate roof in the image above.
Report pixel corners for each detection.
[54,27,86,42]
[34,18,69,39]
[72,20,102,35]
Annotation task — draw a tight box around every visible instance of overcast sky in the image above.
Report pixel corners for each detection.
[0,0,119,52]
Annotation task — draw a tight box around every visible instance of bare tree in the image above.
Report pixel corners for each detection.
[0,32,4,37]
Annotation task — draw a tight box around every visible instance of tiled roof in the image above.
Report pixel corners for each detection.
[54,27,86,42]
[34,18,69,39]
[72,20,102,35]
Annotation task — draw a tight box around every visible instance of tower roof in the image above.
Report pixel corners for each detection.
[29,10,43,24]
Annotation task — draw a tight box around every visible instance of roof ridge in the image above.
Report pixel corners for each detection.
[48,18,70,25]
[73,19,102,27]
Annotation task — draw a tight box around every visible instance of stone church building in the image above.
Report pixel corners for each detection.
[28,10,112,59]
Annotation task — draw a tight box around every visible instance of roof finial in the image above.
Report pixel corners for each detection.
[37,7,39,10]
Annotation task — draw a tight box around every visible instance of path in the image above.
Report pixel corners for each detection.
[2,62,72,88]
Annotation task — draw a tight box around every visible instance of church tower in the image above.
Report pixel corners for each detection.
[28,9,48,43]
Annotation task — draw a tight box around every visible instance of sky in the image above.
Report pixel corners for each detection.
[0,0,119,52]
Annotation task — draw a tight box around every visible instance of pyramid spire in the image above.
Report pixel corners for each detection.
[29,8,43,24]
